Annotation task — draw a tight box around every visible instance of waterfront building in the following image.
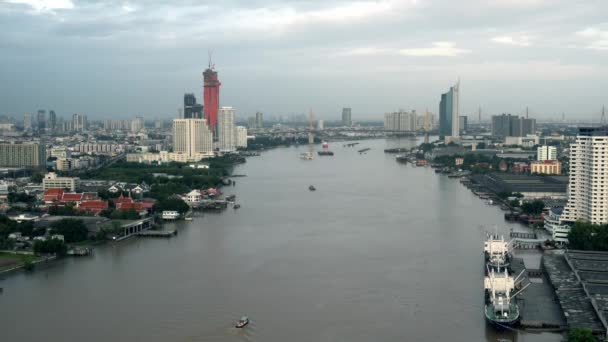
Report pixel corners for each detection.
[531,160,562,175]
[203,64,221,133]
[537,145,557,161]
[342,108,352,127]
[255,112,264,129]
[384,110,417,131]
[172,118,214,161]
[317,119,324,130]
[561,126,608,225]
[491,114,536,137]
[439,82,460,139]
[42,172,79,192]
[218,107,236,152]
[544,207,569,244]
[72,113,87,132]
[131,116,144,133]
[0,143,46,168]
[235,126,248,148]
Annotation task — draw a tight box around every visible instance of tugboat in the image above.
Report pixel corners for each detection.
[484,233,512,272]
[484,268,528,328]
[309,185,316,191]
[235,316,249,328]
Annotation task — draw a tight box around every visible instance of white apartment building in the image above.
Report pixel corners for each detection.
[384,110,417,131]
[235,126,248,148]
[42,172,79,191]
[561,127,608,225]
[537,145,557,161]
[172,118,213,162]
[131,116,144,133]
[218,107,236,152]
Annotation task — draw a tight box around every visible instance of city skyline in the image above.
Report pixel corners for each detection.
[1,1,608,120]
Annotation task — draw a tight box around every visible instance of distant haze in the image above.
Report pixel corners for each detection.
[1,0,607,121]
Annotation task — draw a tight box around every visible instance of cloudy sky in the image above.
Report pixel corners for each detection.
[1,0,607,121]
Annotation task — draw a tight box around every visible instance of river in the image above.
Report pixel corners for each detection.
[0,138,561,342]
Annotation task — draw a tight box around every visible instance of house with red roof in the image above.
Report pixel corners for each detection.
[79,200,109,215]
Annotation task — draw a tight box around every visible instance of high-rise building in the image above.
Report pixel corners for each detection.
[72,113,87,132]
[439,82,460,139]
[459,116,468,133]
[235,126,248,148]
[0,143,46,168]
[218,107,236,152]
[317,120,324,130]
[184,93,204,119]
[384,110,417,131]
[342,108,352,127]
[561,127,608,225]
[491,114,536,137]
[49,110,57,131]
[255,112,264,129]
[537,146,557,161]
[131,116,144,133]
[203,64,221,133]
[37,110,46,131]
[23,113,33,131]
[172,118,213,160]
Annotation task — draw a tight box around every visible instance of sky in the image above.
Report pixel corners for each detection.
[1,0,608,121]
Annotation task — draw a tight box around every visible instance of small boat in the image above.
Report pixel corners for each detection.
[309,185,316,191]
[300,152,314,160]
[234,204,241,209]
[185,217,193,221]
[236,316,249,328]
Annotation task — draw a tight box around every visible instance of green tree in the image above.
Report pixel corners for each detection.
[33,239,67,256]
[157,197,189,215]
[30,173,44,183]
[50,219,89,243]
[521,200,545,215]
[568,221,608,251]
[568,328,595,342]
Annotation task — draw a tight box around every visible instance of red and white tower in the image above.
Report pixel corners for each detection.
[203,54,221,135]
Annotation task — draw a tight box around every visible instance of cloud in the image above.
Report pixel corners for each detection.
[4,0,73,12]
[576,26,608,50]
[491,35,532,46]
[398,42,470,57]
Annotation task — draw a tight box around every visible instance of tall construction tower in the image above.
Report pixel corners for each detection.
[478,106,481,123]
[602,105,606,126]
[424,109,430,144]
[308,109,314,144]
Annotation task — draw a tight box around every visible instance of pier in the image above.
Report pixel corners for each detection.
[138,229,177,238]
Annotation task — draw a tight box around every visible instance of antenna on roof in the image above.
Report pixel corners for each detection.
[208,49,214,69]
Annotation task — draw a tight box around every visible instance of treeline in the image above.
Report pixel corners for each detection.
[568,222,608,251]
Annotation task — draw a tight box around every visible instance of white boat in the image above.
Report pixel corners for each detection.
[484,233,512,270]
[300,152,314,160]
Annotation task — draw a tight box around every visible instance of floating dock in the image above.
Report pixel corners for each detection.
[138,229,177,238]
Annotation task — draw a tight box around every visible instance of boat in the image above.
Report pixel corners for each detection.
[309,185,316,191]
[317,151,334,156]
[322,141,329,149]
[358,148,371,153]
[300,152,314,160]
[185,217,193,221]
[234,204,241,209]
[235,316,249,328]
[484,268,524,328]
[484,233,512,271]
[396,155,408,163]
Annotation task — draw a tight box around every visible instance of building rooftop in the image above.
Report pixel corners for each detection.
[471,173,568,194]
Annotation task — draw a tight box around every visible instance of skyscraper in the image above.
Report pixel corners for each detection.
[37,110,46,131]
[459,116,468,133]
[255,112,264,129]
[491,114,536,137]
[184,93,204,119]
[131,116,144,133]
[561,127,608,225]
[218,106,236,152]
[384,110,417,131]
[23,113,33,131]
[342,108,352,127]
[235,126,248,148]
[72,113,87,132]
[0,143,46,168]
[439,82,459,139]
[203,63,221,134]
[49,110,57,131]
[172,118,213,160]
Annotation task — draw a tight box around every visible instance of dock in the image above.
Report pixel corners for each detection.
[138,229,177,238]
[511,257,567,331]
